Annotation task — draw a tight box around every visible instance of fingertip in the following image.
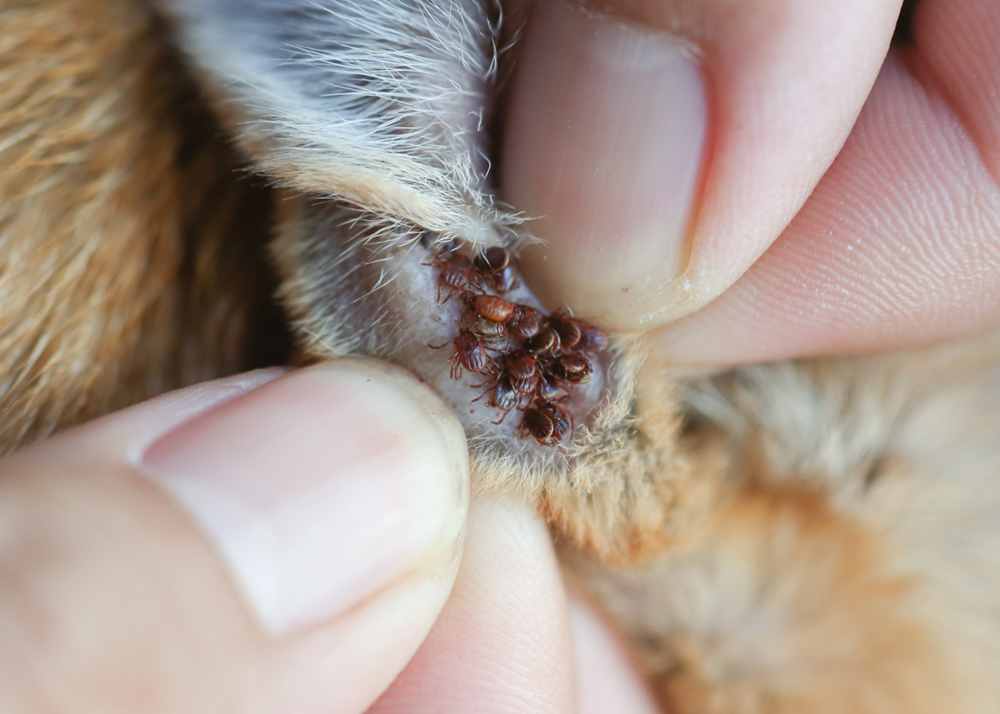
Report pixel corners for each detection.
[654,46,1000,367]
[369,496,576,714]
[502,0,901,331]
[570,596,662,714]
[139,359,470,636]
[502,0,706,321]
[0,361,472,714]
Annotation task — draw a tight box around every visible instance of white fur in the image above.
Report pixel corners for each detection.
[159,0,511,242]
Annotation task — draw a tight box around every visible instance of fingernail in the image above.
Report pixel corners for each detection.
[139,359,469,636]
[502,0,706,320]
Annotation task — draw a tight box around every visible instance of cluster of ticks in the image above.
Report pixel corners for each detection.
[429,246,608,447]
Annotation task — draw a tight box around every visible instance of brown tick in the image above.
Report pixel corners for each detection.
[508,305,541,340]
[555,354,592,384]
[474,247,518,292]
[503,350,541,395]
[430,252,474,301]
[430,329,491,380]
[549,313,582,350]
[527,326,561,355]
[522,400,574,446]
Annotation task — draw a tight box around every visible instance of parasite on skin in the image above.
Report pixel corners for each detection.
[433,251,475,300]
[508,305,541,340]
[475,246,510,274]
[430,328,490,380]
[471,293,516,324]
[556,354,593,384]
[522,400,574,447]
[487,377,522,423]
[475,247,518,292]
[528,327,561,356]
[550,313,582,350]
[503,350,536,379]
[428,246,607,447]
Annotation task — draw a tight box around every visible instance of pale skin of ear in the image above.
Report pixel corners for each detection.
[4,0,1000,712]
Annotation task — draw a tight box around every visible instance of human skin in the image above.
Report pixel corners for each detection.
[502,0,1000,365]
[0,362,657,713]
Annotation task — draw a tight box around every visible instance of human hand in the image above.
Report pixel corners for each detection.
[501,0,1000,365]
[0,360,658,713]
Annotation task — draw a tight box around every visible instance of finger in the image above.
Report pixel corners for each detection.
[0,360,469,714]
[656,0,1000,365]
[570,597,661,714]
[367,496,576,714]
[501,0,902,330]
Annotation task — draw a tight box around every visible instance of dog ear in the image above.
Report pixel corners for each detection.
[157,0,505,241]
[159,0,695,566]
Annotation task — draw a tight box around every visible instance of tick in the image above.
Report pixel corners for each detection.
[430,329,491,380]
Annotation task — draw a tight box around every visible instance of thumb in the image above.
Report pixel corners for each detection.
[0,359,469,714]
[502,0,901,330]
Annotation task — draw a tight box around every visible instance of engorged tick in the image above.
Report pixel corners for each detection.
[472,294,516,323]
[527,327,561,355]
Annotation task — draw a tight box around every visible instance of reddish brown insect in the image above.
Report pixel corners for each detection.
[555,354,592,384]
[508,305,540,340]
[461,293,517,343]
[470,315,507,341]
[544,401,574,441]
[431,251,474,301]
[511,372,541,396]
[549,313,582,350]
[522,404,554,443]
[505,350,537,380]
[480,350,540,398]
[527,326,561,355]
[486,377,523,424]
[474,246,510,274]
[538,374,560,401]
[474,247,518,292]
[430,329,491,380]
[472,294,515,323]
[522,400,574,446]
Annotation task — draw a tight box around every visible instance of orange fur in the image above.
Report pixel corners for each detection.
[0,0,286,452]
[569,347,1000,713]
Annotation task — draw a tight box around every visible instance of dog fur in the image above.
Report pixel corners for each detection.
[3,1,1000,711]
[0,0,287,448]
